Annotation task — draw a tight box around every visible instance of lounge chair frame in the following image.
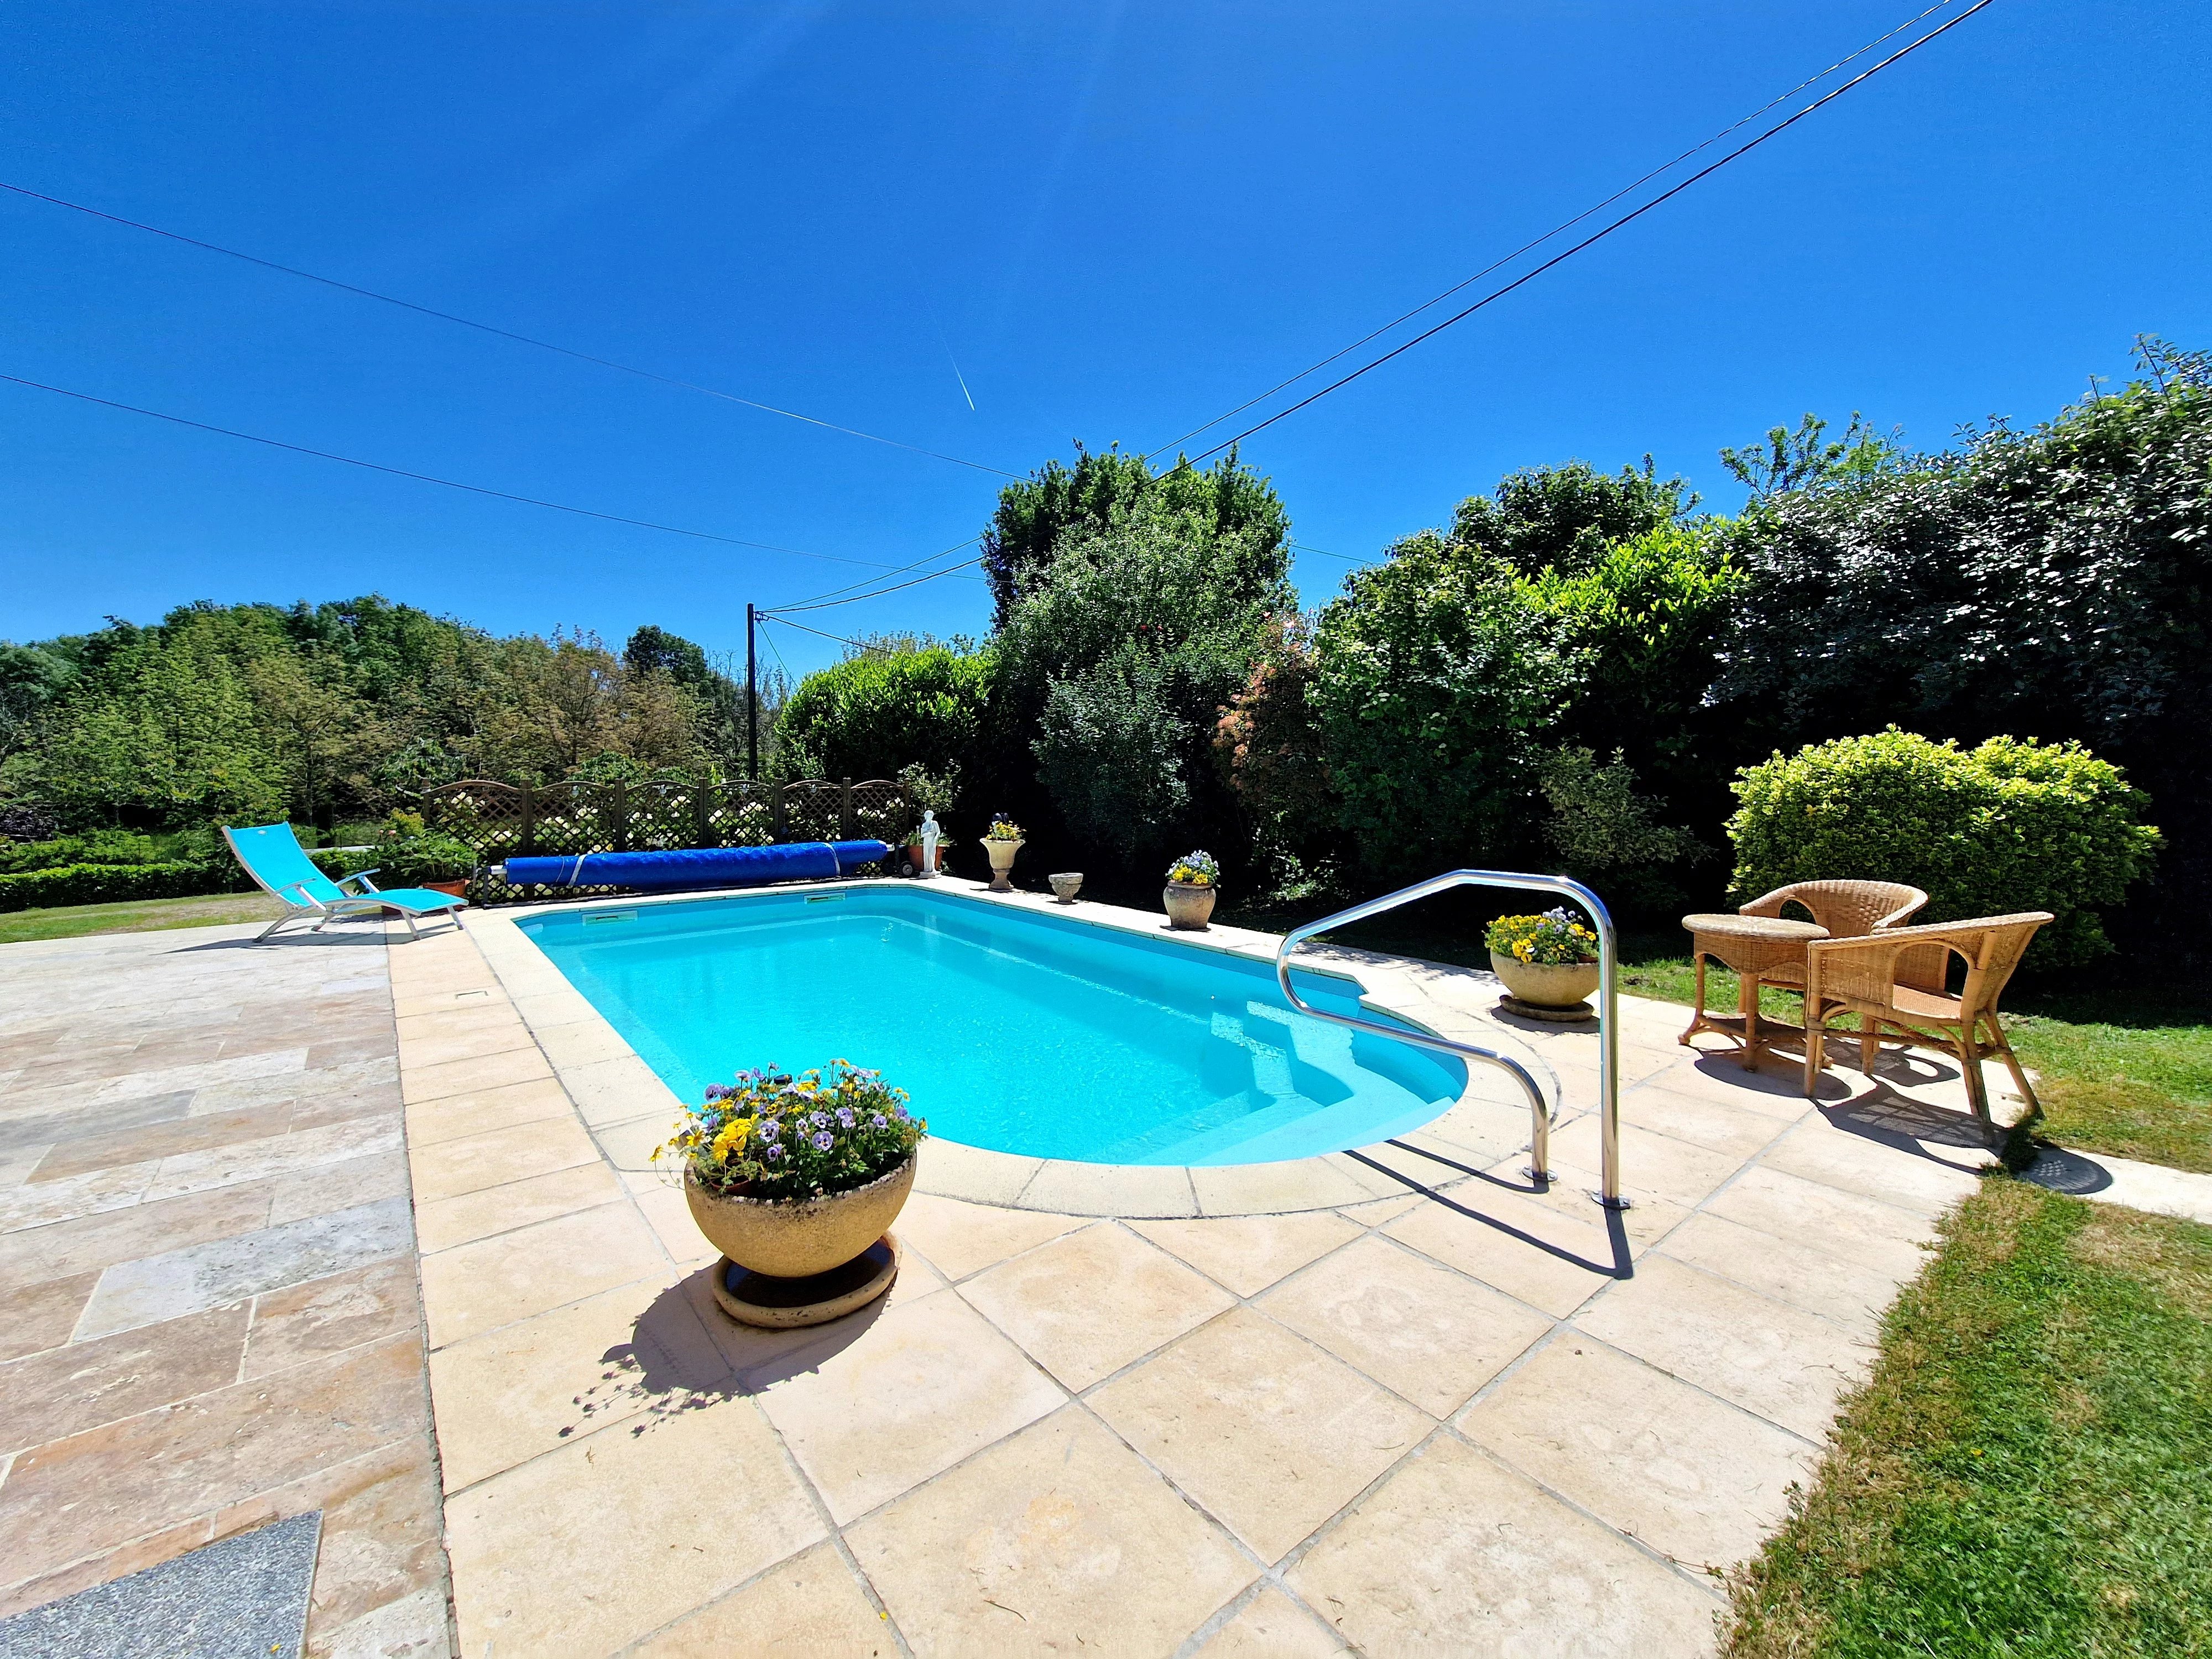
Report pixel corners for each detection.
[222,826,467,942]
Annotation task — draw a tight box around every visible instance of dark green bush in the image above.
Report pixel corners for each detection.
[370,832,476,885]
[0,860,244,911]
[1726,729,2161,964]
[773,646,993,786]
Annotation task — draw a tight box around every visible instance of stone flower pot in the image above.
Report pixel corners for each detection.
[685,1154,917,1280]
[1164,880,1217,930]
[985,838,1024,893]
[1049,872,1084,904]
[1489,951,1599,1011]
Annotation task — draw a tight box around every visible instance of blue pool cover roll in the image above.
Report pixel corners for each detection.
[503,841,891,891]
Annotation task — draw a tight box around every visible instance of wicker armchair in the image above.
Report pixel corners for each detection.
[1737,880,1931,992]
[1800,911,2053,1126]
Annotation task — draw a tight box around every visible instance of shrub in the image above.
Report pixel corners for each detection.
[1725,729,2161,965]
[1536,747,1703,910]
[0,802,61,842]
[658,1062,926,1202]
[372,832,477,885]
[773,646,993,786]
[0,860,244,911]
[0,830,168,874]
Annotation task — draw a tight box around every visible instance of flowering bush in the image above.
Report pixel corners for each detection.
[985,813,1024,842]
[1167,849,1220,886]
[1485,907,1599,966]
[657,1061,925,1202]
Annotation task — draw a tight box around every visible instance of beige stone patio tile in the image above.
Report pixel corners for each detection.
[444,1389,823,1659]
[389,988,502,1021]
[1394,1101,1531,1170]
[1193,1583,1347,1657]
[1621,1081,1798,1159]
[1705,1164,1939,1276]
[1017,1159,1199,1218]
[847,1404,1255,1657]
[1091,1306,1430,1563]
[959,1223,1234,1390]
[891,1192,1087,1282]
[141,1117,404,1206]
[412,1159,623,1254]
[401,1077,573,1147]
[244,1259,422,1381]
[417,1201,667,1348]
[632,1541,894,1656]
[1574,1254,1869,1441]
[1188,1153,1399,1215]
[508,989,599,1031]
[594,1113,673,1173]
[390,1004,513,1045]
[405,1114,599,1205]
[1458,1338,1814,1571]
[529,1019,634,1070]
[1760,1117,1985,1219]
[1658,1210,1913,1340]
[1287,1431,1721,1655]
[911,1138,1044,1208]
[1549,1118,1743,1209]
[1665,1056,1825,1120]
[398,1046,551,1106]
[1381,1189,1625,1318]
[427,1271,731,1492]
[1506,1159,1694,1249]
[1260,1234,1553,1417]
[562,1053,681,1130]
[621,1168,717,1269]
[1129,1209,1362,1297]
[755,1286,1067,1524]
[389,1010,532,1070]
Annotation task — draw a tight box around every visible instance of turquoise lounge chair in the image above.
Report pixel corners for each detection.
[223,823,468,942]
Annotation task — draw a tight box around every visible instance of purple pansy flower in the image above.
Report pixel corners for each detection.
[811,1131,833,1151]
[836,1107,855,1128]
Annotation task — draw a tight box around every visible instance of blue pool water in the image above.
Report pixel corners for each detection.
[516,887,1466,1166]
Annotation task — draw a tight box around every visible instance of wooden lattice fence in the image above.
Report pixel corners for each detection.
[425,776,911,900]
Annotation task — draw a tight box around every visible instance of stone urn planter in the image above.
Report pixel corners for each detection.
[1163,881,1217,930]
[985,838,1024,893]
[1489,952,1599,1017]
[1050,872,1084,904]
[686,1154,917,1280]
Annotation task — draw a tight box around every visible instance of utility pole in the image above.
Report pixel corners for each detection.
[746,603,758,782]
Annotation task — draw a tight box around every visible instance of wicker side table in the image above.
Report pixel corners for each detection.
[1679,912,1828,1070]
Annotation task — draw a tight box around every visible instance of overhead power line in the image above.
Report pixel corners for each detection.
[768,540,985,613]
[1180,0,1997,467]
[1150,0,1962,460]
[0,370,921,572]
[0,179,1020,480]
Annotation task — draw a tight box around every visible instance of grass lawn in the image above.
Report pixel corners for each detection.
[1725,1179,2212,1657]
[0,891,285,945]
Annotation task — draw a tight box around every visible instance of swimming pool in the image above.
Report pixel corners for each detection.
[516,886,1467,1166]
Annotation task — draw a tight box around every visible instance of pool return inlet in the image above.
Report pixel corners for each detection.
[1274,870,1629,1211]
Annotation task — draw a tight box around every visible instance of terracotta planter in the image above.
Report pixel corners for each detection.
[1163,881,1217,930]
[1489,951,1599,1009]
[422,878,468,897]
[984,838,1023,893]
[685,1154,917,1279]
[905,841,946,874]
[1050,872,1084,904]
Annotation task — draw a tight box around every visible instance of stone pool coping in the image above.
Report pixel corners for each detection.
[463,875,1574,1219]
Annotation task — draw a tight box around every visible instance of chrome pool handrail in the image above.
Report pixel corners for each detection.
[1272,869,1627,1209]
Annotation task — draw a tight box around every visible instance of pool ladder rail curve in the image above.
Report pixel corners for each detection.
[1272,869,1629,1211]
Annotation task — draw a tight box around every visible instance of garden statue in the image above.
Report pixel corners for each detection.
[919,810,941,879]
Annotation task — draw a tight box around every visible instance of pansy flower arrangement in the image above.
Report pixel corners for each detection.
[1484,907,1599,966]
[984,813,1024,842]
[657,1060,925,1202]
[1166,849,1220,887]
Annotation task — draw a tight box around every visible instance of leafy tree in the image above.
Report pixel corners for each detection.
[1718,411,1903,502]
[1449,457,1693,577]
[1310,533,1576,879]
[1212,617,1333,873]
[981,445,1290,626]
[995,503,1293,870]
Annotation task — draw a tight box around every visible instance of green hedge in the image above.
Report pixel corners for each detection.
[1726,729,2161,966]
[0,848,374,914]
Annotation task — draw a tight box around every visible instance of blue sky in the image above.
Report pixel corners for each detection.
[3,1,2206,678]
